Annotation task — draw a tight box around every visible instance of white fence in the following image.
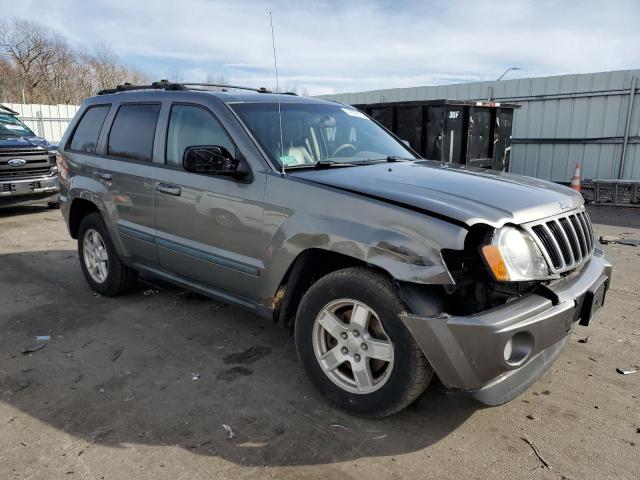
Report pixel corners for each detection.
[4,103,81,144]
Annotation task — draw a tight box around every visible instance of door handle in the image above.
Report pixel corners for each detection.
[156,183,181,196]
[96,170,112,181]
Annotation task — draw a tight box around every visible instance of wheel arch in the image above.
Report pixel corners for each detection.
[272,248,398,328]
[68,197,100,239]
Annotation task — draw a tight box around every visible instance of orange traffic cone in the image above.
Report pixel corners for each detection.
[570,163,581,192]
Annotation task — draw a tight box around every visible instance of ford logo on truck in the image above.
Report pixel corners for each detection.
[8,158,27,167]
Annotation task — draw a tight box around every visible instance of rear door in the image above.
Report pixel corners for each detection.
[99,102,161,265]
[153,103,265,300]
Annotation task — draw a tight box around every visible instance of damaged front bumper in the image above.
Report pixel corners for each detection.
[401,249,612,406]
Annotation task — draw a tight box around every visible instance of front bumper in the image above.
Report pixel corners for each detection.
[401,249,612,406]
[0,175,59,206]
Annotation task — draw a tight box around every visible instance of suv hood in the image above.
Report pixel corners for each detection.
[0,135,52,149]
[290,160,583,228]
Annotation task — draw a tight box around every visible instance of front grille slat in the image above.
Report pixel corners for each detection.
[531,225,562,269]
[0,148,47,157]
[0,167,52,179]
[526,208,595,275]
[569,215,588,257]
[578,212,594,251]
[542,223,566,269]
[548,220,573,266]
[560,216,583,260]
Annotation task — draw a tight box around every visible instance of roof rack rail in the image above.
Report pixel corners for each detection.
[181,83,272,93]
[97,80,187,95]
[97,80,273,95]
[0,104,20,115]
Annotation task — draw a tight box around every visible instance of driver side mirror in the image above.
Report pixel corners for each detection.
[182,145,250,179]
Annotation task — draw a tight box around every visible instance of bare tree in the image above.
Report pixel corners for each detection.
[0,18,152,104]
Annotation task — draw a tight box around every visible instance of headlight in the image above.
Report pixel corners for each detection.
[481,227,548,281]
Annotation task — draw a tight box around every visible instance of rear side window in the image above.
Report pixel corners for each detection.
[107,104,160,162]
[166,104,236,167]
[69,105,110,153]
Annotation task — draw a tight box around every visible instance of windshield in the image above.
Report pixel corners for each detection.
[230,102,417,169]
[0,113,35,138]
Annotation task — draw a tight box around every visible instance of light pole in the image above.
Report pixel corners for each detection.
[497,67,521,81]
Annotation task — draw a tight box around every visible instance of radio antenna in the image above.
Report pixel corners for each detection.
[270,11,285,176]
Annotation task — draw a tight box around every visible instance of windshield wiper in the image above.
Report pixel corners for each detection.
[283,157,414,171]
[284,160,356,170]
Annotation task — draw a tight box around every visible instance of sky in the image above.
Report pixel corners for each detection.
[6,0,640,95]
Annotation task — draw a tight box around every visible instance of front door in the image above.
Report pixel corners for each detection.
[100,103,161,266]
[153,103,265,300]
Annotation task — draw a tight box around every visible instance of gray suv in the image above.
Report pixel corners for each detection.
[58,81,611,417]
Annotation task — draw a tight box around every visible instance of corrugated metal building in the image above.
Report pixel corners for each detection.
[318,69,640,182]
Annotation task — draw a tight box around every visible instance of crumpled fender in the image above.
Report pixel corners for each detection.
[258,174,468,302]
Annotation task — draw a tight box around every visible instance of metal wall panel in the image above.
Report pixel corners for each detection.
[318,69,640,181]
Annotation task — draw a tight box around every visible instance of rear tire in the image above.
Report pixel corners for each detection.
[295,267,432,417]
[77,212,137,296]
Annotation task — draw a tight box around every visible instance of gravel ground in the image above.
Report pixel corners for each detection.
[0,203,638,480]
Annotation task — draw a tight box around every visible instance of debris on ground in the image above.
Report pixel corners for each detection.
[222,424,236,440]
[526,414,536,420]
[15,381,31,393]
[617,367,638,375]
[191,373,201,380]
[330,423,351,430]
[577,337,589,344]
[599,235,640,246]
[143,289,159,296]
[521,437,551,469]
[35,335,51,341]
[110,347,124,362]
[223,346,272,365]
[216,366,252,382]
[22,342,47,354]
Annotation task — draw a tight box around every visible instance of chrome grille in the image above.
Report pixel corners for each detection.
[525,209,595,274]
[0,147,52,180]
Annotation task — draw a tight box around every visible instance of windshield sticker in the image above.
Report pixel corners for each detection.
[4,124,24,130]
[279,155,299,165]
[341,108,367,119]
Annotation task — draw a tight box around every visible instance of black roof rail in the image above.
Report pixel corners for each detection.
[0,104,19,115]
[97,80,187,95]
[181,83,272,93]
[97,80,273,95]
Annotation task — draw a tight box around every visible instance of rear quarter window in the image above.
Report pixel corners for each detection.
[107,104,160,162]
[69,105,110,153]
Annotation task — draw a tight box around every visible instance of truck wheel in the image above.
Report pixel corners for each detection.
[295,267,433,417]
[77,212,137,296]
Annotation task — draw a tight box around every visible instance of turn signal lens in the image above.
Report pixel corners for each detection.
[481,245,510,281]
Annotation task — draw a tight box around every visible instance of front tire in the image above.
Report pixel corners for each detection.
[77,212,137,296]
[295,267,433,417]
